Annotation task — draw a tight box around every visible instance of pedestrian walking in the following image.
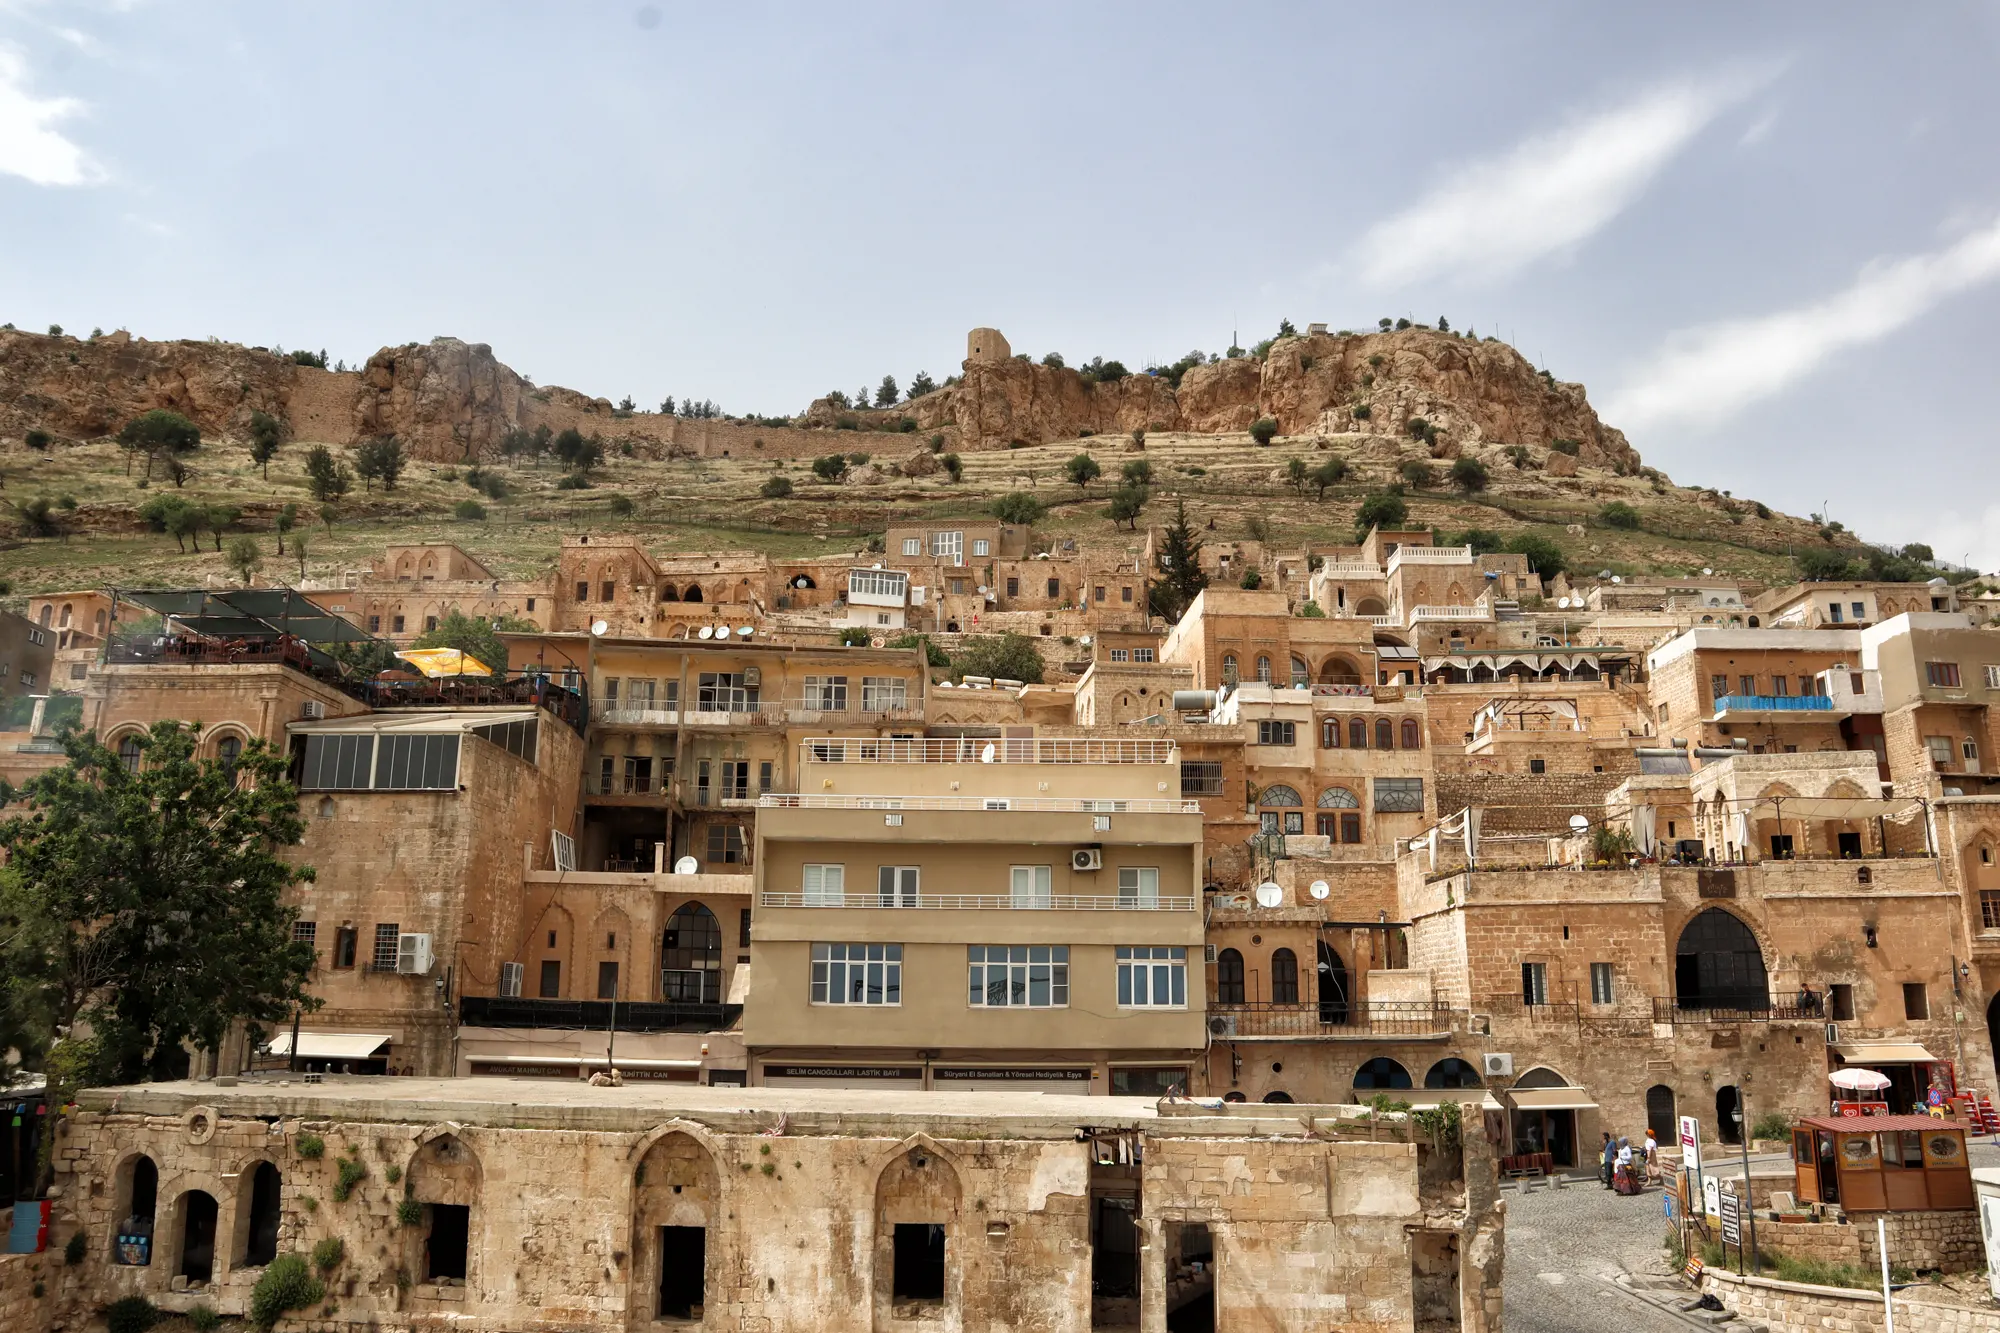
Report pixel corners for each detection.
[1599,1132,1614,1190]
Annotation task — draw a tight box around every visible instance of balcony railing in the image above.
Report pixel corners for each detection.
[460,995,739,1032]
[1651,994,1820,1023]
[783,694,919,717]
[1388,545,1474,570]
[1713,694,1833,715]
[760,793,1199,815]
[800,737,1177,765]
[758,889,1197,911]
[1407,604,1492,622]
[1208,1000,1455,1036]
[594,701,782,726]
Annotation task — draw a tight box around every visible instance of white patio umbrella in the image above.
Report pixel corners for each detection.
[1829,1068,1893,1092]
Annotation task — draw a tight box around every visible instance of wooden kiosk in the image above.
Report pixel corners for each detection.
[1791,1115,1972,1211]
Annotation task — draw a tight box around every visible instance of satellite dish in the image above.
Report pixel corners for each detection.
[1568,815,1591,831]
[980,742,997,763]
[1254,882,1284,909]
[871,636,886,648]
[673,855,698,875]
[1611,575,1623,585]
[737,626,754,637]
[1309,880,1330,900]
[590,619,609,636]
[1702,567,1713,576]
[698,625,714,640]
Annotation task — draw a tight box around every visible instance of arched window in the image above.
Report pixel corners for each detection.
[59,603,72,627]
[117,735,142,773]
[1512,1066,1569,1090]
[1316,787,1359,808]
[1215,949,1245,1004]
[37,604,52,627]
[1424,1058,1482,1089]
[1254,655,1272,683]
[1315,786,1362,843]
[95,610,108,636]
[683,585,703,603]
[1269,948,1298,1004]
[113,1155,158,1265]
[1260,786,1302,806]
[1261,1090,1295,1104]
[1221,654,1238,683]
[1674,909,1768,1011]
[216,736,242,770]
[1321,718,1340,748]
[1349,718,1368,749]
[1401,718,1421,750]
[1375,718,1394,750]
[661,903,722,1003]
[1316,941,1349,1025]
[1259,784,1303,836]
[1289,655,1309,688]
[660,585,680,602]
[1352,1057,1413,1090]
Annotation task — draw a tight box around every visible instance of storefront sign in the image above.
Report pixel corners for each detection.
[766,1065,922,1080]
[934,1067,1091,1083]
[1719,1188,1742,1246]
[1679,1115,1702,1174]
[1702,1174,1721,1220]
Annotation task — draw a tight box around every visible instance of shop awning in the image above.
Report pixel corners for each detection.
[1403,1092,1503,1111]
[395,647,493,678]
[1833,1042,1937,1065]
[1744,796,1924,821]
[1508,1087,1598,1111]
[265,1032,391,1059]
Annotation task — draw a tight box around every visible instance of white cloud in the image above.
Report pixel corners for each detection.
[0,45,100,185]
[1346,72,1773,288]
[1604,216,2000,432]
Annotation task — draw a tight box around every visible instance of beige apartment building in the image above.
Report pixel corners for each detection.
[744,736,1206,1093]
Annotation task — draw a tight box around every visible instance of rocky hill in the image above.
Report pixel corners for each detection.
[1,324,1637,471]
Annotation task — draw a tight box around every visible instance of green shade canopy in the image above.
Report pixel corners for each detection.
[117,588,377,645]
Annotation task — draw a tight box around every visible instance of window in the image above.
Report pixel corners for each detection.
[1215,949,1245,1003]
[850,568,907,600]
[1134,648,1155,662]
[1829,984,1855,1021]
[1180,761,1224,797]
[374,734,460,790]
[902,537,921,557]
[1927,736,1955,769]
[929,530,963,562]
[1374,777,1424,812]
[1006,577,1019,597]
[878,865,919,907]
[810,943,901,1004]
[1521,961,1548,1006]
[576,580,591,601]
[622,756,652,794]
[1902,982,1929,1020]
[972,539,990,557]
[1094,585,1106,603]
[1771,675,1789,696]
[968,946,1069,1006]
[117,735,142,772]
[1927,662,1962,688]
[1349,717,1368,749]
[597,961,620,999]
[1109,648,1130,662]
[372,923,401,971]
[1110,1067,1187,1096]
[1010,864,1053,909]
[368,615,381,633]
[706,824,747,864]
[948,578,967,596]
[292,920,317,956]
[1254,655,1272,682]
[392,614,406,633]
[1985,665,2000,690]
[1122,586,1133,603]
[696,672,756,711]
[1852,602,1866,619]
[1401,718,1420,749]
[802,675,849,710]
[803,863,845,906]
[1590,963,1614,1005]
[1740,674,1757,696]
[538,959,561,997]
[1881,1128,1924,1169]
[1270,948,1299,1003]
[892,1223,945,1303]
[1375,718,1394,749]
[1047,578,1060,598]
[1829,603,1843,623]
[1256,720,1296,746]
[423,615,439,633]
[603,678,620,709]
[1711,673,1729,702]
[598,581,615,602]
[1529,759,1547,775]
[1321,718,1340,748]
[1221,654,1238,682]
[1116,946,1187,1007]
[862,677,908,711]
[526,598,535,612]
[333,927,357,969]
[1117,866,1159,908]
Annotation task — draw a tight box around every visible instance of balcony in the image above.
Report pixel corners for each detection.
[1207,1000,1456,1038]
[800,737,1177,765]
[1387,544,1474,573]
[594,701,782,727]
[758,887,1196,910]
[760,793,1197,816]
[459,995,739,1032]
[1712,694,1833,719]
[1407,603,1492,623]
[1651,994,1821,1023]
[781,693,922,723]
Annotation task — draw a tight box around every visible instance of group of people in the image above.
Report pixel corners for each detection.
[1599,1128,1659,1194]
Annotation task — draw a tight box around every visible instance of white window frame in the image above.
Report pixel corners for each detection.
[1117,866,1159,908]
[929,530,964,564]
[1115,946,1187,1008]
[1134,648,1156,663]
[1010,864,1053,909]
[1985,665,2000,690]
[803,862,846,906]
[1927,736,1955,768]
[803,675,849,711]
[901,537,921,557]
[810,943,902,1005]
[968,945,1069,1007]
[878,865,920,907]
[1522,961,1548,1006]
[1589,962,1614,1005]
[972,539,990,557]
[862,676,908,711]
[1109,648,1130,663]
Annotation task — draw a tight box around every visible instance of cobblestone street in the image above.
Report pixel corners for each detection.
[1503,1177,1695,1333]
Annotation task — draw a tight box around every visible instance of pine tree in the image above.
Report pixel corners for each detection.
[1153,499,1209,622]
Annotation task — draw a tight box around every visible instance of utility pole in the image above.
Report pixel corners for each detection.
[1738,1078,1759,1275]
[606,976,618,1079]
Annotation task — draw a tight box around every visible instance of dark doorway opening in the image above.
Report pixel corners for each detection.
[178,1191,218,1283]
[114,1157,158,1266]
[1716,1086,1741,1145]
[1316,940,1350,1024]
[1645,1086,1677,1149]
[1164,1222,1214,1332]
[1674,909,1768,1010]
[244,1161,282,1267]
[1090,1194,1139,1327]
[425,1203,470,1281]
[892,1222,945,1302]
[1838,831,1863,858]
[656,1225,705,1320]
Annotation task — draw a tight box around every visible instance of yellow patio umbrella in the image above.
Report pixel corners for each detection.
[394,647,493,678]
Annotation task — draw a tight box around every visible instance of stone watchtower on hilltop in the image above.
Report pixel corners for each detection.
[966,327,1011,364]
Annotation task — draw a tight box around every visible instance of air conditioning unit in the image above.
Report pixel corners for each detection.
[1071,847,1104,872]
[742,667,762,687]
[1207,1014,1238,1038]
[498,961,523,997]
[395,933,434,976]
[1482,1052,1514,1079]
[1825,1023,1840,1046]
[300,700,326,720]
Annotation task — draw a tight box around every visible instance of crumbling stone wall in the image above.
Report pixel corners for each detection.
[0,1249,55,1333]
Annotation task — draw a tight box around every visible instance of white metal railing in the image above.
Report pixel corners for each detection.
[760,793,1200,814]
[595,704,783,725]
[1407,604,1493,621]
[783,695,919,716]
[798,737,1178,765]
[1388,545,1473,571]
[1365,615,1397,628]
[1316,564,1385,579]
[758,890,1198,911]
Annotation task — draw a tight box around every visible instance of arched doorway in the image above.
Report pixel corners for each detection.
[1315,940,1350,1025]
[408,1134,481,1284]
[1425,1058,1482,1089]
[1214,949,1245,1004]
[1645,1086,1677,1147]
[174,1190,219,1283]
[1269,948,1298,1004]
[633,1132,719,1321]
[662,903,722,1003]
[1352,1058,1413,1090]
[112,1155,158,1266]
[1716,1085,1742,1145]
[1674,909,1768,1011]
[683,585,703,603]
[876,1147,960,1323]
[236,1161,282,1268]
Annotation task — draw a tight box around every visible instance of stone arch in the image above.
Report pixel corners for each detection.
[1353,597,1387,618]
[525,902,576,1000]
[1318,654,1364,686]
[1411,583,1430,606]
[1269,948,1299,1003]
[229,1158,283,1269]
[1674,908,1768,1011]
[1215,948,1245,1004]
[1512,1066,1570,1089]
[36,603,51,627]
[1316,939,1350,1023]
[404,1132,482,1286]
[872,1139,963,1328]
[632,1130,722,1322]
[1288,654,1309,688]
[1259,785,1302,806]
[1753,782,1803,859]
[660,585,680,602]
[110,727,145,773]
[167,1187,221,1285]
[1353,1057,1413,1090]
[95,609,108,636]
[662,901,723,1003]
[1254,653,1272,683]
[395,554,415,579]
[108,1151,160,1265]
[1818,778,1872,857]
[1645,1085,1678,1145]
[683,584,704,603]
[1424,1058,1482,1089]
[1445,582,1465,605]
[589,905,634,1001]
[206,723,254,764]
[58,602,73,627]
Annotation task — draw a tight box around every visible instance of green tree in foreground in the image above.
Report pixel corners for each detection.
[950,632,1045,684]
[1105,485,1149,530]
[0,724,318,1132]
[1151,498,1209,623]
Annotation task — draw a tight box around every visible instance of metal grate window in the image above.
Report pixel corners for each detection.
[372,923,401,971]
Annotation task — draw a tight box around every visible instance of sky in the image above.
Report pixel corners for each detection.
[4,2,2000,566]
